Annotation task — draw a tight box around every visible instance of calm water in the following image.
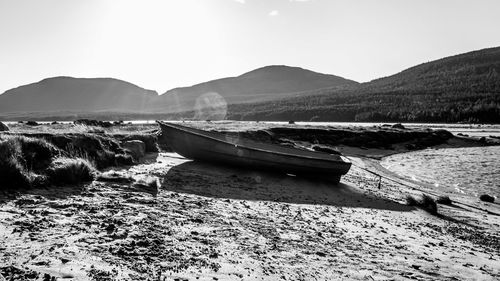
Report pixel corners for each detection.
[380,125,499,198]
[381,146,500,198]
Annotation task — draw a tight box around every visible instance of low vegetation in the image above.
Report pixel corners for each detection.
[0,136,95,189]
[13,136,59,170]
[0,136,61,189]
[46,157,97,185]
[74,119,113,128]
[0,122,160,190]
[0,138,33,189]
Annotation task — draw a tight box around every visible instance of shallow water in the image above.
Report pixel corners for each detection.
[381,146,500,198]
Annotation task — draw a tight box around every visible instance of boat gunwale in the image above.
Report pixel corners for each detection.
[157,121,351,165]
[194,146,350,171]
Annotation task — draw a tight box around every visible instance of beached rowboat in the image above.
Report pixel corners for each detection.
[157,121,351,183]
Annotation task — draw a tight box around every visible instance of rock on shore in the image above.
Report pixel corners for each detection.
[0,122,8,131]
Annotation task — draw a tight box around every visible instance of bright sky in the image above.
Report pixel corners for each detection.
[1,0,500,94]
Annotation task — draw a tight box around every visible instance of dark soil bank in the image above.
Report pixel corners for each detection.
[235,127,456,150]
[185,124,497,155]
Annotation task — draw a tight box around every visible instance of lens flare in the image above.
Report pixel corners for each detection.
[193,92,227,120]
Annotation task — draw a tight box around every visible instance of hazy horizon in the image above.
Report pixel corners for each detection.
[1,0,500,94]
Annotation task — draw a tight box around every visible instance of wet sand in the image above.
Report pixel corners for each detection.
[1,122,499,280]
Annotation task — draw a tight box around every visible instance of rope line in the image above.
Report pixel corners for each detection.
[344,155,500,216]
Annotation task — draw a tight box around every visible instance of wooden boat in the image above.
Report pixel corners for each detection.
[157,121,351,183]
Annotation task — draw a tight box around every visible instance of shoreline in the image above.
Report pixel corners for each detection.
[1,122,499,280]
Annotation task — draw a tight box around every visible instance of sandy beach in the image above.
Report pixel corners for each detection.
[1,122,499,280]
[2,1,500,279]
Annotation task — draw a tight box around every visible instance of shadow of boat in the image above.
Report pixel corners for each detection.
[162,160,413,212]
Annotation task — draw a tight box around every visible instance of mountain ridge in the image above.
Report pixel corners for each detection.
[0,77,159,114]
[0,65,360,116]
[1,46,499,122]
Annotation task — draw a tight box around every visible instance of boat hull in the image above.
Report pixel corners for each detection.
[158,122,351,183]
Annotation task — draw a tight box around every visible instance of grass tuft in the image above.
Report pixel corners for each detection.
[0,155,33,189]
[0,139,32,189]
[0,137,23,160]
[63,136,117,169]
[13,136,60,170]
[47,157,97,185]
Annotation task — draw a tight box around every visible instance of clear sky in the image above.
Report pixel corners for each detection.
[1,0,499,94]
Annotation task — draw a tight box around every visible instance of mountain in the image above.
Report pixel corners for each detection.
[227,47,500,123]
[0,66,358,118]
[1,47,499,123]
[0,77,159,114]
[147,65,359,112]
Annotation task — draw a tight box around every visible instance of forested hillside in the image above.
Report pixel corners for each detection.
[227,47,500,123]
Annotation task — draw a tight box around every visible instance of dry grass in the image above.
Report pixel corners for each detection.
[46,157,97,185]
[0,137,41,189]
[0,123,159,189]
[0,137,22,160]
[6,122,157,135]
[0,155,33,189]
[12,136,60,170]
[0,135,98,188]
[62,136,118,169]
